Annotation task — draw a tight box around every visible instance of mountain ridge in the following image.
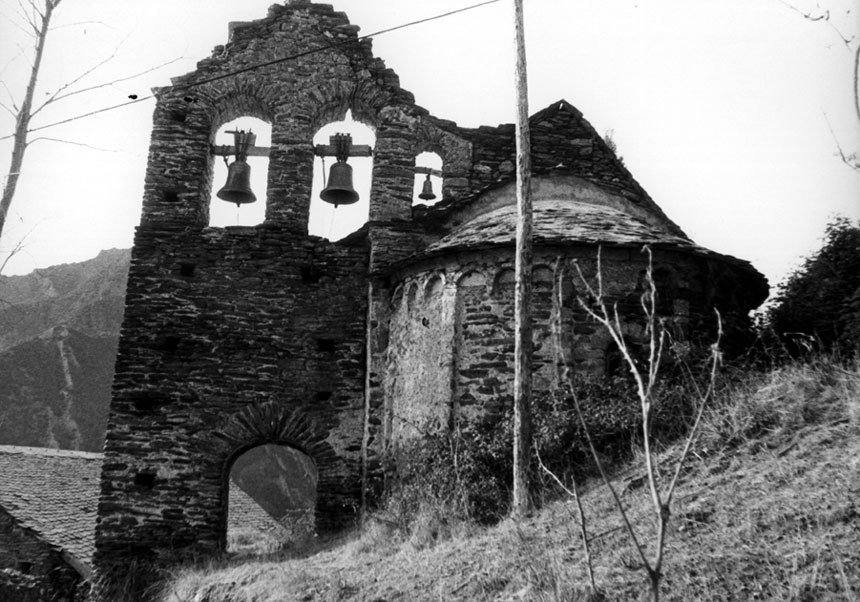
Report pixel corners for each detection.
[0,249,129,451]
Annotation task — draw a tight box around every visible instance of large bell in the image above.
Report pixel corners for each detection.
[320,160,359,206]
[217,159,257,206]
[418,174,436,201]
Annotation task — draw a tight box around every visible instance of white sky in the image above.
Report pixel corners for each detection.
[0,0,857,293]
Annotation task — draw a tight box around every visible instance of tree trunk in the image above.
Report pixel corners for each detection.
[511,0,533,518]
[0,1,56,241]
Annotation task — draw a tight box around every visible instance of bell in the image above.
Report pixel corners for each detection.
[217,159,257,206]
[320,160,359,206]
[418,174,436,201]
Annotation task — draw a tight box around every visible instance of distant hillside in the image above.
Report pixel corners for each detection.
[0,249,129,451]
[0,248,129,352]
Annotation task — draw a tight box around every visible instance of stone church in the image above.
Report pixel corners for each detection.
[92,0,768,594]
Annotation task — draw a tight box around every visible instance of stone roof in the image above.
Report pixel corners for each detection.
[425,199,692,254]
[0,446,291,573]
[0,446,101,573]
[411,197,764,286]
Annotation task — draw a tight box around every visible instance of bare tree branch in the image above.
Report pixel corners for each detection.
[0,81,20,112]
[0,224,36,275]
[781,0,860,163]
[3,8,36,39]
[664,312,722,503]
[17,0,41,34]
[28,136,119,152]
[29,47,121,118]
[566,247,725,601]
[1,0,55,240]
[50,19,112,31]
[823,110,860,169]
[31,55,184,118]
[534,443,597,592]
[0,45,29,85]
[0,100,18,119]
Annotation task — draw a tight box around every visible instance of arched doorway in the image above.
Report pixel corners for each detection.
[227,444,318,555]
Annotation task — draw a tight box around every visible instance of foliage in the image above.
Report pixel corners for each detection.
[764,217,860,357]
[157,356,860,602]
[381,375,696,535]
[698,355,860,451]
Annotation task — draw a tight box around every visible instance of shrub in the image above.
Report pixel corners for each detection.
[697,356,860,451]
[381,374,698,531]
[765,217,860,357]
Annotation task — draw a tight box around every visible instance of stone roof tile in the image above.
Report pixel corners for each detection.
[423,199,694,255]
[0,446,101,569]
[0,446,294,570]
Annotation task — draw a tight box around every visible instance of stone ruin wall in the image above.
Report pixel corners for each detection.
[378,245,746,450]
[0,507,82,602]
[93,0,445,588]
[92,2,768,596]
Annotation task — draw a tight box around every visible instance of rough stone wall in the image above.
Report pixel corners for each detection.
[93,2,478,590]
[0,507,81,602]
[380,246,746,441]
[458,101,685,237]
[94,228,368,582]
[94,2,768,597]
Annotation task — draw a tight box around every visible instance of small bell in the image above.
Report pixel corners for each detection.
[418,174,436,201]
[320,160,359,207]
[216,159,257,206]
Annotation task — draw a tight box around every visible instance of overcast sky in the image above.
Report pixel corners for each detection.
[0,0,857,292]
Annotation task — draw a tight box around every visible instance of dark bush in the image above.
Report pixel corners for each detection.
[765,217,860,357]
[384,374,697,527]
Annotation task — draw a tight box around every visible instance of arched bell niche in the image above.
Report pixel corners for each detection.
[210,116,272,227]
[226,443,318,555]
[308,111,376,241]
[413,151,443,207]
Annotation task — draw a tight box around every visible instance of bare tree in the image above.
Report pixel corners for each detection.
[0,0,181,244]
[781,0,859,170]
[1,0,62,240]
[549,248,722,601]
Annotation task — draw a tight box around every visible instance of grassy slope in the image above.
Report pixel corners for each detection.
[161,360,860,602]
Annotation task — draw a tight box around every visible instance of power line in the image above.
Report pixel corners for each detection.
[1,0,501,141]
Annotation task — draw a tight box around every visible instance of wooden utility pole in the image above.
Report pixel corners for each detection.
[511,0,533,518]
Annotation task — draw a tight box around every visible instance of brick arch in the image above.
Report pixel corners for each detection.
[214,401,333,458]
[413,120,472,200]
[211,400,345,534]
[456,269,488,289]
[492,266,516,295]
[209,93,276,134]
[297,78,407,135]
[423,273,446,299]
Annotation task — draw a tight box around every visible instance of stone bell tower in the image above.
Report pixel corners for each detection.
[90,1,475,595]
[93,3,768,598]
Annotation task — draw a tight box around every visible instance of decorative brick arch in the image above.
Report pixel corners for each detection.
[211,401,344,535]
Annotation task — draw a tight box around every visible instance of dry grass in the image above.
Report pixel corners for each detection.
[158,358,860,602]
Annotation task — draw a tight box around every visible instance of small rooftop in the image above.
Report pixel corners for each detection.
[0,445,101,574]
[0,446,291,575]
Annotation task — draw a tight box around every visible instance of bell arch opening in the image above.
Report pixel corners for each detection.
[413,151,443,207]
[209,117,271,228]
[226,443,318,556]
[308,111,376,241]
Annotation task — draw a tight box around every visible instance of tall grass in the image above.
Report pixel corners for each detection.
[155,355,860,602]
[698,356,860,452]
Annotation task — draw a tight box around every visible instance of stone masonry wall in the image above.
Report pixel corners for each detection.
[0,507,81,602]
[95,2,768,597]
[94,2,472,593]
[380,245,744,444]
[94,227,368,586]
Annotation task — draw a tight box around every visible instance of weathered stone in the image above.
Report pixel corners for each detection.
[93,3,768,599]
